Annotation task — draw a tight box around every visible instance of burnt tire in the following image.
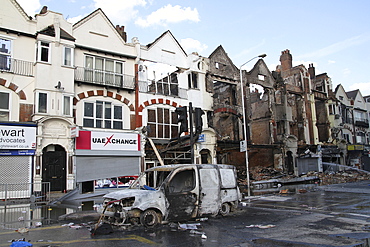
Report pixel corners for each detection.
[140,209,161,228]
[219,202,231,216]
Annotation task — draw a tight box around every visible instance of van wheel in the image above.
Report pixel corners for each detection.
[140,209,161,228]
[219,203,230,216]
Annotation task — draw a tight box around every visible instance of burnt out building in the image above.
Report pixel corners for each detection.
[207,46,245,171]
[242,49,338,175]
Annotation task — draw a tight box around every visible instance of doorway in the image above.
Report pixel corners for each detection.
[42,145,66,192]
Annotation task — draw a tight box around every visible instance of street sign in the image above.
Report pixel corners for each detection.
[240,140,246,152]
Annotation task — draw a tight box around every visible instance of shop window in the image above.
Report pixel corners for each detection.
[0,91,10,121]
[83,101,123,129]
[147,107,178,139]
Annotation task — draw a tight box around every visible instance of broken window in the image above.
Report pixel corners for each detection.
[188,72,198,89]
[168,169,195,193]
[139,61,179,96]
[147,107,178,139]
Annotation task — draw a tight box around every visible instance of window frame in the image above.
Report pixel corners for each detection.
[0,36,13,71]
[83,100,124,129]
[37,91,48,113]
[0,90,10,121]
[63,46,74,67]
[188,72,198,89]
[63,95,73,116]
[146,106,178,139]
[37,40,51,63]
[84,55,125,86]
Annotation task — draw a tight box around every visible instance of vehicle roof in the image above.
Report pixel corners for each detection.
[145,164,235,172]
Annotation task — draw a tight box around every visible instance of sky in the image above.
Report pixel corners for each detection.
[17,0,370,95]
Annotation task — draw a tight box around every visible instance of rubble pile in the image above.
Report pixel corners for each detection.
[310,170,370,185]
[238,166,370,186]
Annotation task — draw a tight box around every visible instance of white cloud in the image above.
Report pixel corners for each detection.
[328,60,336,64]
[343,68,351,76]
[180,38,208,54]
[17,0,41,16]
[135,4,199,27]
[67,15,86,24]
[93,0,147,24]
[349,82,370,96]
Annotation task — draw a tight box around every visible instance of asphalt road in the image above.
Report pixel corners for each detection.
[1,180,370,247]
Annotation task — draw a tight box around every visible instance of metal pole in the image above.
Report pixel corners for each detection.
[240,54,266,198]
[189,102,194,163]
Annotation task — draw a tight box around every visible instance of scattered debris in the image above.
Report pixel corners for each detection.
[16,228,29,234]
[239,166,370,188]
[178,223,201,230]
[246,224,276,229]
[34,222,42,227]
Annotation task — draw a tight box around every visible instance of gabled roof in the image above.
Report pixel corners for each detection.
[13,0,32,21]
[37,25,75,41]
[247,58,276,89]
[73,8,126,43]
[346,89,359,100]
[208,45,238,71]
[146,30,187,57]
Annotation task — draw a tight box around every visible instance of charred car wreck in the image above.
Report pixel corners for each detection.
[100,164,241,227]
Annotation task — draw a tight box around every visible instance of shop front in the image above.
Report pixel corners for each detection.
[0,122,36,198]
[75,130,142,193]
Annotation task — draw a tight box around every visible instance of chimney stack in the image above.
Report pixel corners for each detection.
[279,49,292,71]
[308,63,315,79]
[115,25,127,42]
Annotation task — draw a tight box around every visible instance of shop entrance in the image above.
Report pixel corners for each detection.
[42,145,66,192]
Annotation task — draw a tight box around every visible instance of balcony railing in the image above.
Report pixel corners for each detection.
[138,80,188,99]
[354,118,369,128]
[75,66,135,90]
[0,57,34,77]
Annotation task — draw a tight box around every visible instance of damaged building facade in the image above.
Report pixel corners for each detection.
[241,49,341,175]
[2,0,370,197]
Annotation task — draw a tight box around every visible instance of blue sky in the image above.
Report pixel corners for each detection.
[18,0,370,95]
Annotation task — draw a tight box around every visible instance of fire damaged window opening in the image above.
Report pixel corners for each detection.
[168,169,195,193]
[147,107,178,139]
[188,72,198,89]
[140,61,180,96]
[250,84,266,101]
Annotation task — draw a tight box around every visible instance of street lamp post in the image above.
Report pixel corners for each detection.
[240,54,267,198]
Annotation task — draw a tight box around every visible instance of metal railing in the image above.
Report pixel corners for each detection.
[138,80,188,99]
[0,57,34,77]
[75,66,135,89]
[0,182,50,205]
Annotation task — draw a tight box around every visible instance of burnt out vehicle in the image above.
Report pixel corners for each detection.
[100,164,241,227]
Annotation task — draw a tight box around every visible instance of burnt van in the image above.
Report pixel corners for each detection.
[100,164,241,227]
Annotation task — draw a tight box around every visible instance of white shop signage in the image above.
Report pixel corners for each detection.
[0,125,36,149]
[91,132,139,151]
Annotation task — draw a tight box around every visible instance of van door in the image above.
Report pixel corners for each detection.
[165,168,197,220]
[198,168,220,215]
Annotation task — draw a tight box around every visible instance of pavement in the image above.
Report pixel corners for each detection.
[1,181,370,246]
